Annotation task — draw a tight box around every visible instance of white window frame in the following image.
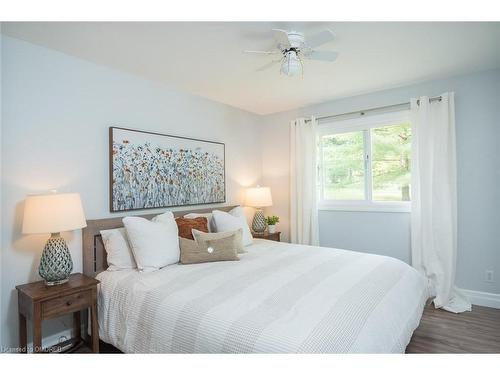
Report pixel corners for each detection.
[317,110,411,213]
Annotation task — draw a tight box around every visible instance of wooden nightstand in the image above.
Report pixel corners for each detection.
[16,273,100,353]
[252,231,281,242]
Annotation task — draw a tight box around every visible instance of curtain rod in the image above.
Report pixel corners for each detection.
[306,95,442,123]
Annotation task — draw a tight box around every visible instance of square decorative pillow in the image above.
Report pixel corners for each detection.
[175,217,208,240]
[183,213,216,232]
[100,227,136,271]
[179,233,240,265]
[123,211,179,272]
[192,228,245,254]
[212,207,253,246]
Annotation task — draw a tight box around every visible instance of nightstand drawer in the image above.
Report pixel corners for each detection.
[252,231,281,242]
[42,290,91,319]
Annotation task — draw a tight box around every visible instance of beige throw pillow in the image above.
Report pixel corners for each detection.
[179,233,240,264]
[191,228,246,254]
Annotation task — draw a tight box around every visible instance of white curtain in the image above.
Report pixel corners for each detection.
[411,92,471,313]
[290,117,319,246]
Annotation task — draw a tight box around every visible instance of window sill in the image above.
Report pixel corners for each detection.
[318,202,411,213]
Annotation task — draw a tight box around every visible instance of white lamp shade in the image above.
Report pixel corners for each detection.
[22,192,87,234]
[245,186,273,208]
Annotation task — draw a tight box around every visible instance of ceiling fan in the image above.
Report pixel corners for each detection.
[244,28,338,77]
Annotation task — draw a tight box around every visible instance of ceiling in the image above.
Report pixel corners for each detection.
[3,22,500,115]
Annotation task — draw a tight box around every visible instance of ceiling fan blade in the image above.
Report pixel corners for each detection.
[307,29,335,48]
[304,50,338,62]
[243,50,280,55]
[271,29,291,49]
[256,60,281,72]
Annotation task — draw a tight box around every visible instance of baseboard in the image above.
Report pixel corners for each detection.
[460,288,500,309]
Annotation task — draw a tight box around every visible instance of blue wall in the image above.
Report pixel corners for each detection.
[262,69,500,295]
[318,211,411,263]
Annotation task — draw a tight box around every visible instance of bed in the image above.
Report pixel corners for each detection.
[83,207,431,353]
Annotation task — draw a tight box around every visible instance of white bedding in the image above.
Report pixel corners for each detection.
[96,239,431,353]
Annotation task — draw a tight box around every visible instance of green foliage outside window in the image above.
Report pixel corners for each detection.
[372,124,411,201]
[321,131,365,200]
[320,123,411,201]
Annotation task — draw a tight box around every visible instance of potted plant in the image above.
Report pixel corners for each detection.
[265,215,280,234]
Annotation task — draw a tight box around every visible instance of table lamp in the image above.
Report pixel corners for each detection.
[22,192,87,286]
[245,186,273,233]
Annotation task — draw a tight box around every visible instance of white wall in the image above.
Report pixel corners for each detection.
[0,36,264,349]
[261,69,500,295]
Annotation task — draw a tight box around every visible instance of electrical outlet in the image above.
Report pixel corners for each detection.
[485,270,494,283]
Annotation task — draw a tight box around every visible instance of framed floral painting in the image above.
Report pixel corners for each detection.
[109,127,225,212]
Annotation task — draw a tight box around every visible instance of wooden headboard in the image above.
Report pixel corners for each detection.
[82,205,237,277]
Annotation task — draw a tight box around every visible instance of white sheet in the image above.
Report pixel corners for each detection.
[96,239,431,353]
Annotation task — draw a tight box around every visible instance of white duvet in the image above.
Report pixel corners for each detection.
[96,239,431,353]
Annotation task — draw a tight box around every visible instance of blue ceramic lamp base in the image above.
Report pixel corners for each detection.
[252,209,267,233]
[39,233,73,286]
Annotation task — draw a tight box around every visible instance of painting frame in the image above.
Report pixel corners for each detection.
[109,126,226,212]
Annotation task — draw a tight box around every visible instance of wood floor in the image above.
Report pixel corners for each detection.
[406,304,500,353]
[78,304,500,354]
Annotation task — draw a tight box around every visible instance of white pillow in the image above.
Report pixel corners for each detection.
[123,212,179,272]
[212,207,253,246]
[100,228,136,271]
[183,213,216,232]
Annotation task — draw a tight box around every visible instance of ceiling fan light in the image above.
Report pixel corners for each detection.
[281,51,302,76]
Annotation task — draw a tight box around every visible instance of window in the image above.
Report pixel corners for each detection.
[318,111,411,212]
